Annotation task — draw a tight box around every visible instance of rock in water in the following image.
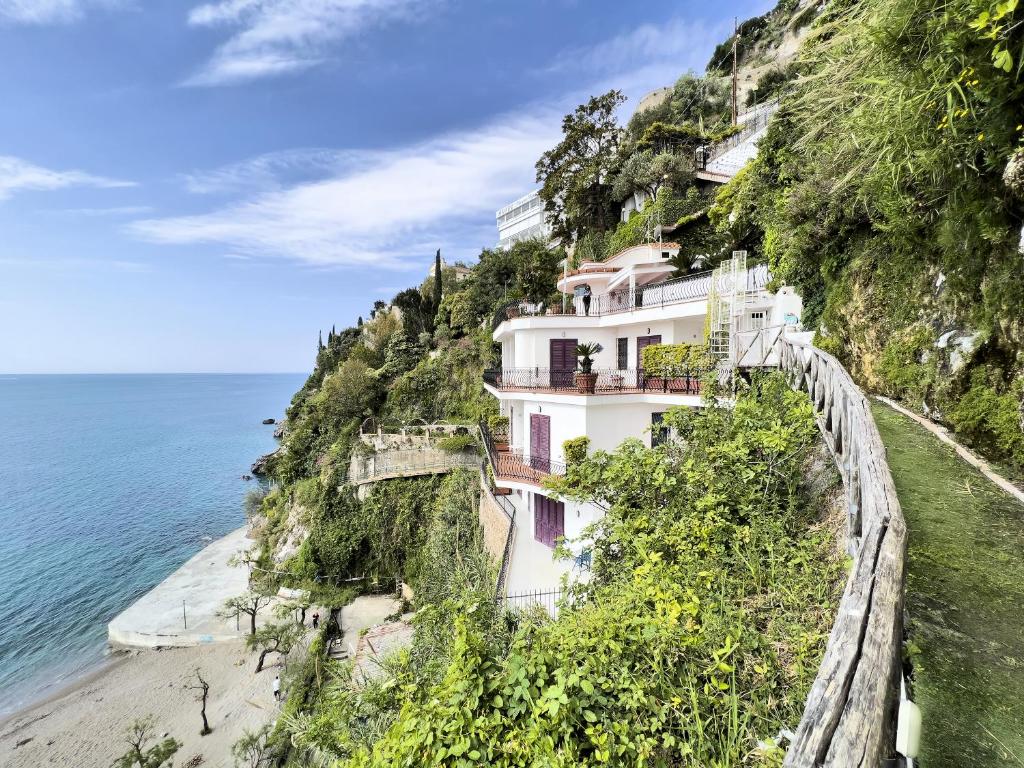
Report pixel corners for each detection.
[251,448,282,475]
[262,417,276,425]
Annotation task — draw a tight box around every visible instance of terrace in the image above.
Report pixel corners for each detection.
[483,367,703,396]
[494,265,770,327]
[480,419,565,487]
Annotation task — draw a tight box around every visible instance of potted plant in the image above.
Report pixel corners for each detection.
[574,342,603,393]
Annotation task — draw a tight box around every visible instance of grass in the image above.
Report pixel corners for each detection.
[871,400,1024,767]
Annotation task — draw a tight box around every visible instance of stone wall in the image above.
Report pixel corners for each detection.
[479,480,512,566]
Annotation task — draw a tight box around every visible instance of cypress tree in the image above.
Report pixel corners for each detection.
[318,330,324,351]
[433,249,443,312]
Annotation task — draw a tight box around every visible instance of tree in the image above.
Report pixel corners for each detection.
[392,287,434,338]
[112,717,180,768]
[380,331,423,380]
[433,249,443,313]
[188,669,212,736]
[247,620,303,672]
[232,724,273,768]
[536,90,626,242]
[612,150,693,203]
[220,592,272,636]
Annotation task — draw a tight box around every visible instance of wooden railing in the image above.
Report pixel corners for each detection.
[776,337,908,767]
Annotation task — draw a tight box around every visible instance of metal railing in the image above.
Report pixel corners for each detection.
[494,266,770,327]
[695,100,780,170]
[497,589,564,618]
[483,367,704,395]
[480,420,566,485]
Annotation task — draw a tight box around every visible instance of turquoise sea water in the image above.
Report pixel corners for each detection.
[0,373,304,718]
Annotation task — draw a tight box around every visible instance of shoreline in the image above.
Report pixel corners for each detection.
[0,525,276,768]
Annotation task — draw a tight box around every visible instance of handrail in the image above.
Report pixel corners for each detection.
[483,367,704,395]
[480,420,566,485]
[494,266,770,328]
[774,335,908,767]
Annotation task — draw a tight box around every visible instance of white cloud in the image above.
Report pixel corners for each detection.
[0,0,128,24]
[181,148,368,195]
[0,157,135,201]
[56,205,153,217]
[129,109,558,268]
[183,0,433,86]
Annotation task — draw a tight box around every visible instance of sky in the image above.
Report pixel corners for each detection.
[0,0,773,373]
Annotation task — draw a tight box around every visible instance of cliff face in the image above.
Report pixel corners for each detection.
[712,0,1024,474]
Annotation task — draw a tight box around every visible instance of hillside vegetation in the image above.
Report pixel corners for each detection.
[720,0,1024,474]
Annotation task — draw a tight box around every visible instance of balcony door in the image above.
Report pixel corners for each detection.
[637,334,662,388]
[534,494,565,548]
[549,338,577,389]
[529,413,550,473]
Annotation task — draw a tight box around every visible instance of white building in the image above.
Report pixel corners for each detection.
[481,244,802,597]
[496,190,552,249]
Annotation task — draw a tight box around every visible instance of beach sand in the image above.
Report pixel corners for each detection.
[0,640,282,768]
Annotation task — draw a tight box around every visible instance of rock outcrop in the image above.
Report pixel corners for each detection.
[251,447,282,476]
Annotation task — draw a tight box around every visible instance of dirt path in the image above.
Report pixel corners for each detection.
[872,400,1024,767]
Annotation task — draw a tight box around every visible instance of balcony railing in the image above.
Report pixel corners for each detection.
[480,420,566,486]
[483,368,704,396]
[494,266,769,327]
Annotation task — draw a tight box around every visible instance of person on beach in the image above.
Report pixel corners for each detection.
[273,675,280,701]
[312,612,320,629]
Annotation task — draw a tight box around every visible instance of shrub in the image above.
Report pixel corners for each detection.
[948,370,1024,471]
[437,434,478,454]
[640,342,711,375]
[562,436,590,465]
[877,323,936,404]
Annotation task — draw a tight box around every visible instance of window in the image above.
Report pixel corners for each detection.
[616,338,628,370]
[651,412,669,448]
[661,251,671,259]
[749,311,767,330]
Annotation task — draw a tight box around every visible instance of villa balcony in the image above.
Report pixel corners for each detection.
[480,420,566,487]
[483,368,704,396]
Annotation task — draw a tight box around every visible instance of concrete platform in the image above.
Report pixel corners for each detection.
[108,527,255,648]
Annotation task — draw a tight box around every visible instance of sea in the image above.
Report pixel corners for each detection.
[0,373,304,719]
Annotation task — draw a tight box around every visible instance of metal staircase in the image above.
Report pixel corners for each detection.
[707,251,751,377]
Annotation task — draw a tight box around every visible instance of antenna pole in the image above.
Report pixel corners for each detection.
[731,17,739,126]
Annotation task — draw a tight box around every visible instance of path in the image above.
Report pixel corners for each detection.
[872,400,1024,767]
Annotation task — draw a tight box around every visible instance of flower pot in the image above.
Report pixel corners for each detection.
[506,306,521,319]
[575,372,598,394]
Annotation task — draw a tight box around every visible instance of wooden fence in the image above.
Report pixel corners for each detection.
[775,337,908,767]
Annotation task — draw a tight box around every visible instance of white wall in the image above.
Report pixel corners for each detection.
[585,401,675,452]
[520,400,587,462]
[505,315,705,371]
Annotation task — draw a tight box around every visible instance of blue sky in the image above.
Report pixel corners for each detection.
[0,0,771,373]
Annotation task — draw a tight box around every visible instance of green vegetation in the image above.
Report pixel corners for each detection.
[112,718,181,768]
[436,433,478,454]
[562,436,590,466]
[641,342,712,376]
[872,401,1024,766]
[308,375,842,766]
[718,0,1024,471]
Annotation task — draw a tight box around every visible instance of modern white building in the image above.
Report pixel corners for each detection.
[496,190,552,249]
[481,244,803,597]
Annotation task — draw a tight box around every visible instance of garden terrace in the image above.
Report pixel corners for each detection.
[482,367,703,396]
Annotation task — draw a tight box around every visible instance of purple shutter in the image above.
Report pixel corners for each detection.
[549,339,578,388]
[530,413,550,473]
[534,494,565,548]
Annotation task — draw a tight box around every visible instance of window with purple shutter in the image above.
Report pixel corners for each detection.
[533,493,565,548]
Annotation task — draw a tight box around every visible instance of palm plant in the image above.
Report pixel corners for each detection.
[575,342,604,373]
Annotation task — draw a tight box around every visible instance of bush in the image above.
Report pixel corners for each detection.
[877,323,935,404]
[562,436,590,465]
[436,434,478,454]
[640,342,711,375]
[948,370,1024,471]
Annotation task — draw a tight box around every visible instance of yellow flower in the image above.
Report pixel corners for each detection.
[977,133,985,141]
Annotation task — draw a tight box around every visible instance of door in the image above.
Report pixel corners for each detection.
[637,334,662,388]
[549,338,578,389]
[529,413,550,473]
[616,338,628,370]
[534,494,565,548]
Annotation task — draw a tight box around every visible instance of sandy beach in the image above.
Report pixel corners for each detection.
[0,640,282,767]
[0,527,284,767]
